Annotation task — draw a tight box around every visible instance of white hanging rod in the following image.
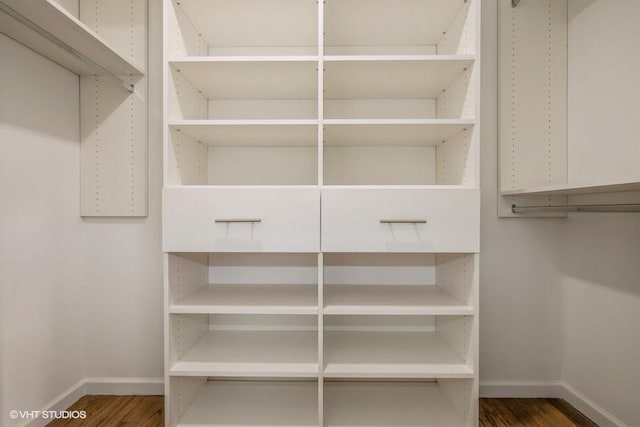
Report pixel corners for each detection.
[0,2,134,93]
[512,204,640,214]
[512,0,521,7]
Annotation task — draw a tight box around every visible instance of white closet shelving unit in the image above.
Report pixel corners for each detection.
[163,0,480,425]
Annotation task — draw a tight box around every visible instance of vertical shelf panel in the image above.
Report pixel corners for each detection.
[80,0,148,216]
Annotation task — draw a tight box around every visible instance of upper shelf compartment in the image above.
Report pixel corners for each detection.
[168,0,318,57]
[0,0,144,80]
[169,59,318,120]
[324,0,476,56]
[324,58,476,120]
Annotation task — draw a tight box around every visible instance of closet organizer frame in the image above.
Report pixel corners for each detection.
[164,0,480,188]
[163,0,481,426]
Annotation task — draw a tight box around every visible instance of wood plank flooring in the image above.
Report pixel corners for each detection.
[47,395,598,426]
[480,398,598,427]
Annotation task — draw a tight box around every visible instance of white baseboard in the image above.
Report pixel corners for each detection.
[85,377,164,395]
[562,382,627,427]
[24,380,86,427]
[480,380,564,398]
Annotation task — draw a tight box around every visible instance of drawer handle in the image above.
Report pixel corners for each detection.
[215,219,262,223]
[380,219,427,224]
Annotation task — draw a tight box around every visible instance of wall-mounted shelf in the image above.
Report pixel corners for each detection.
[498,0,640,216]
[0,0,143,79]
[502,181,640,196]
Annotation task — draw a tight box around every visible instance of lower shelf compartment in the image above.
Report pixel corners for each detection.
[177,380,319,427]
[324,381,472,427]
[324,331,472,378]
[170,330,319,378]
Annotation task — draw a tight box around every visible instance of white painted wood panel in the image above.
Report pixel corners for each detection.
[321,188,479,253]
[163,187,320,252]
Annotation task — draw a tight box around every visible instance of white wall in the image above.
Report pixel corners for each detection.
[480,0,564,387]
[0,34,85,427]
[561,209,640,426]
[560,2,640,425]
[81,0,164,385]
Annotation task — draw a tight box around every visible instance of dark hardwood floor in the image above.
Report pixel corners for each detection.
[47,395,597,426]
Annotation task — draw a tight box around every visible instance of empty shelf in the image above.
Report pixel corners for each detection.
[324,331,472,378]
[324,58,473,99]
[170,59,317,100]
[178,381,318,427]
[324,382,467,427]
[171,284,318,315]
[170,331,319,378]
[324,285,473,315]
[169,120,318,147]
[325,0,468,51]
[323,120,474,146]
[0,0,143,76]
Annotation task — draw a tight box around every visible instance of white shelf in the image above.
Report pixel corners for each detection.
[324,285,473,316]
[324,331,472,378]
[174,0,317,53]
[324,382,466,427]
[178,381,318,427]
[169,120,318,147]
[171,284,318,315]
[324,54,474,62]
[170,59,317,100]
[324,120,474,146]
[324,58,473,99]
[170,55,319,62]
[502,181,640,196]
[170,331,319,378]
[0,0,143,76]
[324,0,468,50]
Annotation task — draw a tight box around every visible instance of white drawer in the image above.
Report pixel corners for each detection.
[163,187,320,252]
[321,188,479,252]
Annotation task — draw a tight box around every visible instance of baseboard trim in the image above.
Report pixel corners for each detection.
[562,382,627,427]
[21,378,163,427]
[24,379,86,427]
[480,380,628,427]
[84,377,164,395]
[480,380,564,398]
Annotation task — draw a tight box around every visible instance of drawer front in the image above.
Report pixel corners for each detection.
[321,188,479,252]
[164,187,320,252]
